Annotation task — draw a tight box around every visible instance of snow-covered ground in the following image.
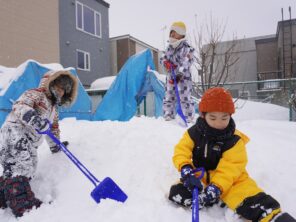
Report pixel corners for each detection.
[0,100,295,222]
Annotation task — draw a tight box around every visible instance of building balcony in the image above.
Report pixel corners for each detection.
[257,71,282,91]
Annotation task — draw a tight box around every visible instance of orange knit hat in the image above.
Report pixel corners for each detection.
[199,87,235,114]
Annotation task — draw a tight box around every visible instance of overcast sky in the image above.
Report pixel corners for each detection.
[107,0,295,50]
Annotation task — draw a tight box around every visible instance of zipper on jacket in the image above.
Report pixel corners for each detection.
[204,143,208,158]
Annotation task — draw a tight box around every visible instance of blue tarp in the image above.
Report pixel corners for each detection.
[93,49,164,121]
[135,71,165,118]
[0,61,92,127]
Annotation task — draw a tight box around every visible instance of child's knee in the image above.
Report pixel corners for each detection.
[236,192,280,222]
[168,183,192,207]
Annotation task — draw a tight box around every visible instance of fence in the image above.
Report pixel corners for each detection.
[87,78,296,121]
[193,78,296,121]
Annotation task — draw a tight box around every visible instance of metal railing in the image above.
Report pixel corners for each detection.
[194,78,296,121]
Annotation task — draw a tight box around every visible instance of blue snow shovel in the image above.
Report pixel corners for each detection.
[170,66,188,127]
[37,122,128,204]
[191,168,205,222]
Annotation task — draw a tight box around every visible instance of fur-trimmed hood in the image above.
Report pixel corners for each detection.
[39,70,78,106]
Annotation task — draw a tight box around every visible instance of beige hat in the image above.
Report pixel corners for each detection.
[170,21,186,36]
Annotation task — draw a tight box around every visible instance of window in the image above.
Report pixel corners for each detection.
[76,1,102,38]
[77,50,90,71]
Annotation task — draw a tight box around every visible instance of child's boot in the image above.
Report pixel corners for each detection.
[168,183,193,207]
[0,176,7,209]
[3,176,42,217]
[272,212,296,222]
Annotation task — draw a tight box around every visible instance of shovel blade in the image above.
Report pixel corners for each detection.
[176,106,188,127]
[91,177,128,204]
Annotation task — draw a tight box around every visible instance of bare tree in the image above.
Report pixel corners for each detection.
[190,15,240,94]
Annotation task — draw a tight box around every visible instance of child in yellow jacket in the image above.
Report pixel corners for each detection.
[168,87,295,222]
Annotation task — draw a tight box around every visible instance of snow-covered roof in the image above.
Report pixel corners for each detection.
[89,76,116,91]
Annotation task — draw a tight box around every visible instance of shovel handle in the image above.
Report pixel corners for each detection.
[38,121,100,187]
[171,66,188,127]
[192,167,204,222]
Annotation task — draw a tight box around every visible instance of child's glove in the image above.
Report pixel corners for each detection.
[168,74,183,84]
[163,60,177,72]
[199,184,221,207]
[50,141,69,154]
[180,165,203,192]
[23,110,49,132]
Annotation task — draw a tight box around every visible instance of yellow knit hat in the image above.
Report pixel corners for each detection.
[170,21,186,36]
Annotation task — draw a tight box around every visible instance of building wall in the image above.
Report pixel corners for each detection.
[0,0,60,66]
[256,39,278,73]
[208,37,263,97]
[110,40,118,75]
[59,0,110,87]
[110,36,159,75]
[277,20,296,78]
[117,39,129,72]
[152,50,159,71]
[206,39,253,82]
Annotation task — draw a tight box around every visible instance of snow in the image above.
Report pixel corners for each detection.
[89,68,166,91]
[0,60,66,96]
[90,76,116,90]
[0,99,295,221]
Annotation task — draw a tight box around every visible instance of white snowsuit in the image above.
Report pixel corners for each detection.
[160,39,195,121]
[0,70,78,178]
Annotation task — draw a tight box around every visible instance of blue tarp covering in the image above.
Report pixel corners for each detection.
[0,61,92,127]
[135,71,165,118]
[93,49,164,121]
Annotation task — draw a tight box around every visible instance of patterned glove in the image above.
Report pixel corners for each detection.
[180,165,203,192]
[50,141,69,154]
[199,184,221,207]
[23,110,49,132]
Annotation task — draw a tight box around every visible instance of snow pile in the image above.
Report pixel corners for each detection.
[0,100,295,222]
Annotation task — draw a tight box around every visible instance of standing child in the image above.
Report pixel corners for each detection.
[0,70,78,217]
[168,87,296,222]
[160,21,195,123]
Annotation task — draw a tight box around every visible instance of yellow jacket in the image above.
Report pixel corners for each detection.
[173,129,263,210]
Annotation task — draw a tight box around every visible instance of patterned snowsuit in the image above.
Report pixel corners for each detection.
[0,70,77,179]
[160,39,195,122]
[0,70,78,217]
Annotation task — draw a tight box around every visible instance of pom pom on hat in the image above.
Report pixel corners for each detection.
[199,87,235,114]
[170,21,186,36]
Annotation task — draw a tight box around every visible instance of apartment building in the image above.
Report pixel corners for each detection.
[0,0,111,87]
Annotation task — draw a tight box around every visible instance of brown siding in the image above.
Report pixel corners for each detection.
[256,40,278,73]
[276,20,296,78]
[117,39,129,71]
[0,0,60,67]
[130,40,136,55]
[153,50,159,71]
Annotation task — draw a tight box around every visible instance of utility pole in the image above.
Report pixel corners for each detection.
[289,6,293,77]
[281,8,286,79]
